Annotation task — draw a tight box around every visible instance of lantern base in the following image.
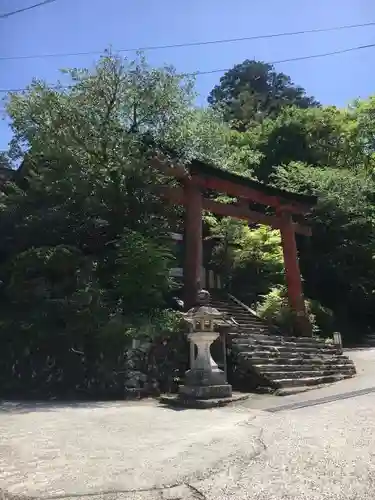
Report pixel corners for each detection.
[184,367,227,387]
[179,383,232,400]
[160,392,249,409]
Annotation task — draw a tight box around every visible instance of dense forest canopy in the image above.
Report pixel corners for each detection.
[1,53,375,396]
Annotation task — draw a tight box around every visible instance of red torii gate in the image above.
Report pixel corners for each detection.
[151,155,317,337]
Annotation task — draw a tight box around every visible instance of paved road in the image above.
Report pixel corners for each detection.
[1,349,375,500]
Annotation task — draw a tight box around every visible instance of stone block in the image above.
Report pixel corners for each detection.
[184,368,227,387]
[160,391,249,409]
[179,383,232,399]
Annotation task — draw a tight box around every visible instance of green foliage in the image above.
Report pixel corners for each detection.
[205,215,285,303]
[256,286,321,336]
[204,216,247,287]
[232,106,365,182]
[1,53,218,398]
[233,225,283,270]
[205,61,375,341]
[0,151,11,168]
[308,299,335,337]
[225,130,263,177]
[113,231,175,312]
[273,162,375,322]
[207,64,375,341]
[256,286,295,334]
[7,54,191,161]
[6,52,230,170]
[208,60,318,131]
[348,96,375,174]
[231,225,285,302]
[225,98,375,183]
[165,106,232,167]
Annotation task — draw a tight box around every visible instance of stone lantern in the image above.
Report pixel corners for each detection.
[179,290,233,400]
[333,332,342,350]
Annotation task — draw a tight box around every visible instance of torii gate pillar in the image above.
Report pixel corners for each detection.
[279,210,311,337]
[184,181,203,309]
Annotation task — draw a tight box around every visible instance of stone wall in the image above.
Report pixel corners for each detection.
[124,334,189,397]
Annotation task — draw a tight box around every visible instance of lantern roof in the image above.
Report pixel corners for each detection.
[184,305,223,319]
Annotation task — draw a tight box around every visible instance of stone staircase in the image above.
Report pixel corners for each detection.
[209,292,356,392]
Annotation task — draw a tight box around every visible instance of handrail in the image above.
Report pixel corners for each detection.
[227,293,259,317]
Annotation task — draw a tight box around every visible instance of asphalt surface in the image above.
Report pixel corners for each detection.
[1,348,375,500]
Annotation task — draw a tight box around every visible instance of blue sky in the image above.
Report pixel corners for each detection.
[1,0,374,151]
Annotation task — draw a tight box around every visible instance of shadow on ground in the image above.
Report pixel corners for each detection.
[0,399,154,415]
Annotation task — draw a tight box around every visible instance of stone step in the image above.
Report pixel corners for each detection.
[232,327,270,335]
[253,363,355,372]
[235,325,268,332]
[237,351,349,361]
[230,322,266,328]
[216,314,262,325]
[232,333,333,345]
[234,337,332,349]
[211,311,266,325]
[237,353,350,366]
[234,323,264,330]
[246,355,353,364]
[235,350,342,360]
[221,320,264,329]
[232,332,272,339]
[272,374,353,388]
[210,293,357,392]
[211,300,248,307]
[233,344,341,355]
[265,368,355,380]
[211,305,251,313]
[239,358,353,369]
[233,338,339,349]
[214,309,259,318]
[233,321,265,328]
[209,302,247,310]
[218,309,257,316]
[210,305,259,318]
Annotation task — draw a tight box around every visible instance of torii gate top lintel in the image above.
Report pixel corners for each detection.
[188,159,317,215]
[151,153,317,215]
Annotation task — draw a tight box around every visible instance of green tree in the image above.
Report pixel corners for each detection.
[208,60,318,131]
[273,161,375,334]
[209,60,375,340]
[225,96,375,183]
[348,96,375,174]
[230,105,365,182]
[1,53,229,397]
[205,214,285,303]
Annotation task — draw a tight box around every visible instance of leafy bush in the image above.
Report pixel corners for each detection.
[231,225,285,302]
[256,286,320,336]
[206,216,285,303]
